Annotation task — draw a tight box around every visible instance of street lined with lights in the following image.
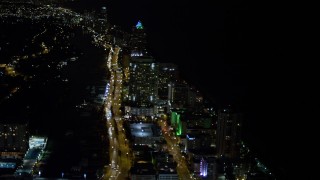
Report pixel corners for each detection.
[103,46,131,180]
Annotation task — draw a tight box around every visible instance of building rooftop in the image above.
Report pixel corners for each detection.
[130,123,160,138]
[158,162,177,174]
[130,162,156,175]
[131,56,154,63]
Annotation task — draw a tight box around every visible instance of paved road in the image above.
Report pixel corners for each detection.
[103,46,131,180]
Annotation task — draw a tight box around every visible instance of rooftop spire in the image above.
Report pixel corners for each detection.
[136,20,144,29]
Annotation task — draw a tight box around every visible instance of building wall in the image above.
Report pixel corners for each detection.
[158,63,178,101]
[216,109,242,158]
[186,134,213,150]
[130,107,156,116]
[131,174,156,180]
[158,173,179,180]
[129,57,159,107]
[0,123,28,159]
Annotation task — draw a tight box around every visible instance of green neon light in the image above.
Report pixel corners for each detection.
[176,114,182,136]
[171,111,182,136]
[171,112,177,125]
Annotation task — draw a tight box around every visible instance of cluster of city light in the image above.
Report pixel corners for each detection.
[14,136,47,177]
[0,4,82,24]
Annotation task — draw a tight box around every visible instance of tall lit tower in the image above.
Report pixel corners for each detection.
[216,107,242,158]
[158,63,179,100]
[128,56,158,107]
[129,20,148,57]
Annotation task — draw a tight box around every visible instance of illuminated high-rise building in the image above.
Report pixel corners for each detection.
[0,122,28,159]
[126,21,160,115]
[168,81,202,108]
[129,21,148,57]
[128,56,158,107]
[216,107,242,158]
[158,63,179,100]
[96,6,108,34]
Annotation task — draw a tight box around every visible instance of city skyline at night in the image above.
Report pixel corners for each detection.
[0,0,305,179]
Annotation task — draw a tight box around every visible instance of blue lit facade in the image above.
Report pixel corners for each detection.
[200,158,208,177]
